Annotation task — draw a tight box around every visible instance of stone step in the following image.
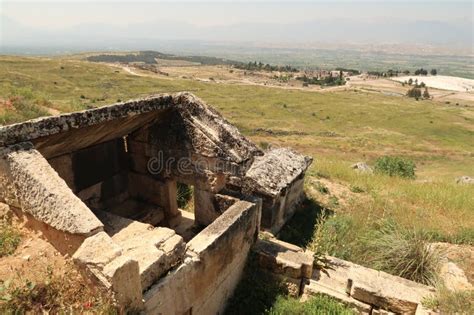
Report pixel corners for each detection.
[174,209,198,242]
[95,210,186,291]
[310,256,436,314]
[254,238,314,280]
[107,198,165,226]
[302,279,372,314]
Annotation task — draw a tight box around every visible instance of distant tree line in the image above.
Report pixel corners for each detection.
[367,68,438,77]
[233,61,298,72]
[87,51,163,64]
[413,68,438,76]
[335,67,361,75]
[296,71,346,87]
[87,51,240,66]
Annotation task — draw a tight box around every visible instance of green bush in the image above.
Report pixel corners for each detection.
[310,214,357,261]
[0,223,21,257]
[374,156,416,179]
[314,181,329,194]
[176,183,193,209]
[267,294,355,315]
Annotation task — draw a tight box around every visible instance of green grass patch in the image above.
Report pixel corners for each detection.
[225,254,289,315]
[267,294,355,315]
[374,156,416,179]
[0,223,21,257]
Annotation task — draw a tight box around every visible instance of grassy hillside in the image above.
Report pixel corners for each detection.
[0,55,473,242]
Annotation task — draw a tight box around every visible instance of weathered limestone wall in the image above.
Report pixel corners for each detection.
[0,142,103,236]
[272,175,306,233]
[143,198,261,314]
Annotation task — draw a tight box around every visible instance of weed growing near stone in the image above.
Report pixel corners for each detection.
[0,222,21,257]
[356,220,440,285]
[422,287,474,314]
[267,294,355,315]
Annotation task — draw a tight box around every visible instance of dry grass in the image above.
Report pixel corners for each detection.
[307,158,474,243]
[0,263,116,314]
[423,287,474,314]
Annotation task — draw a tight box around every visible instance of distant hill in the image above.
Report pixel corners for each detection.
[86,51,241,66]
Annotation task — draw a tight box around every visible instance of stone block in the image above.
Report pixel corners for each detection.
[254,238,314,279]
[73,231,122,269]
[194,188,219,226]
[310,256,436,315]
[103,255,143,310]
[47,153,75,191]
[351,282,419,314]
[0,144,103,235]
[302,279,372,314]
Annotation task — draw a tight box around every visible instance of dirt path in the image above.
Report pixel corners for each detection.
[38,104,60,116]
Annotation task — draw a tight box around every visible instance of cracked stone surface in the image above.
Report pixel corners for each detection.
[244,147,312,197]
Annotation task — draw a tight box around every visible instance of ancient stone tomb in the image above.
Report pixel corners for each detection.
[0,92,311,313]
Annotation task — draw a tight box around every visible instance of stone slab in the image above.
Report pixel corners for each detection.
[254,238,314,279]
[0,143,103,235]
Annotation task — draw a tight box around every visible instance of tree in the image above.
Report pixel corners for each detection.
[408,78,413,85]
[414,68,428,76]
[430,69,437,76]
[419,82,426,88]
[423,88,430,99]
[407,87,422,99]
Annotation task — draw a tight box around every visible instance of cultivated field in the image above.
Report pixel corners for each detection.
[392,75,474,92]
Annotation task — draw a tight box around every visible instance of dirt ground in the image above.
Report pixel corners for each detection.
[0,215,73,287]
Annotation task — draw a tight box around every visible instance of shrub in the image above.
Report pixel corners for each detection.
[423,288,473,314]
[0,222,21,257]
[423,88,430,99]
[314,181,329,194]
[177,183,193,209]
[374,156,416,179]
[407,87,422,99]
[350,185,365,193]
[267,294,355,315]
[357,220,440,285]
[310,214,357,261]
[259,141,270,150]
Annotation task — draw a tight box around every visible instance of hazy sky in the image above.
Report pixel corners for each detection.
[2,1,472,28]
[1,1,472,52]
